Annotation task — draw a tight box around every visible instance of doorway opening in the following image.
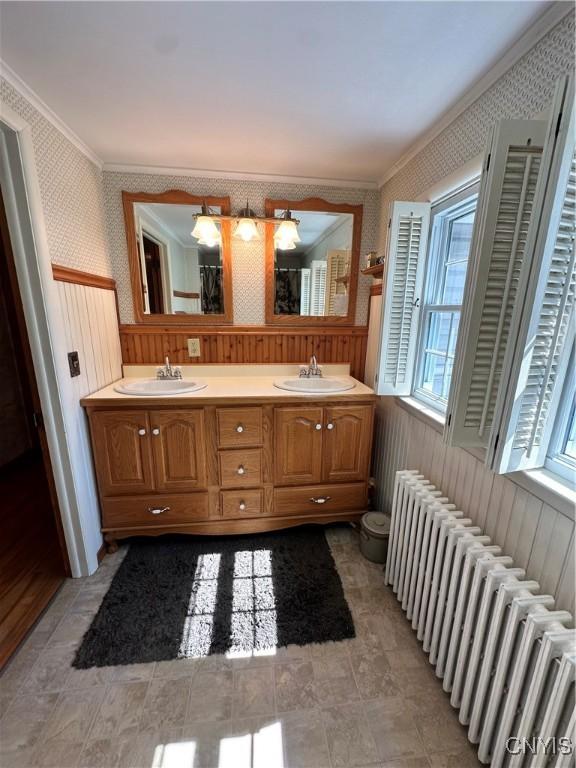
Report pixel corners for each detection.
[0,187,69,669]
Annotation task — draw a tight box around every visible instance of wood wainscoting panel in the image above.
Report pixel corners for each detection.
[119,325,369,380]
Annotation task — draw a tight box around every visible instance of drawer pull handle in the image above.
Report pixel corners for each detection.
[315,423,322,430]
[237,465,246,475]
[310,496,331,504]
[138,428,146,436]
[148,506,170,515]
[239,502,246,511]
[326,423,334,430]
[152,428,160,436]
[236,425,244,433]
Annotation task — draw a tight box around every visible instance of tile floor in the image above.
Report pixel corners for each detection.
[0,525,481,768]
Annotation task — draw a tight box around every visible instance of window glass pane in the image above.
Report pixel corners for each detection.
[421,352,446,398]
[563,402,576,460]
[442,211,475,304]
[414,189,477,413]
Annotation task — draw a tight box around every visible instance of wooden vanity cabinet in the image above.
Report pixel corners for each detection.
[274,404,373,485]
[85,396,375,550]
[91,409,207,495]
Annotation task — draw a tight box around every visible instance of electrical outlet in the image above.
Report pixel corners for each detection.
[68,351,80,377]
[187,338,201,358]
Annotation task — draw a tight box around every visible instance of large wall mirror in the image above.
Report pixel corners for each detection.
[122,190,233,324]
[265,197,363,325]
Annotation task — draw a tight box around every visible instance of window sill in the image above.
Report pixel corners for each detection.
[396,396,445,432]
[394,395,575,520]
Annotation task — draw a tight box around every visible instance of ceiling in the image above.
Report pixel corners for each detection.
[0,1,552,183]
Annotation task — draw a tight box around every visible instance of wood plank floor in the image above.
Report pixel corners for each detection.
[0,452,65,669]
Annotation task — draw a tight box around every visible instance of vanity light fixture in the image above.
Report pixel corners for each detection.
[274,210,301,251]
[190,204,222,247]
[233,203,261,242]
[191,202,300,247]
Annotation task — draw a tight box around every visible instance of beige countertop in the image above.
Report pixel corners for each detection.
[81,372,375,407]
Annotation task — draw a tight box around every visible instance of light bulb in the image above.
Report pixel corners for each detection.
[274,219,300,249]
[191,215,221,245]
[234,218,260,242]
[275,237,297,251]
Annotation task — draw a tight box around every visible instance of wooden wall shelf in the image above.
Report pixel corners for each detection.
[361,263,384,278]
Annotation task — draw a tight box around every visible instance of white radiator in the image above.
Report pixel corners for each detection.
[386,469,576,767]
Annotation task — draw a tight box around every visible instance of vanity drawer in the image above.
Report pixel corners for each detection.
[219,449,262,488]
[101,493,209,528]
[221,489,263,519]
[217,408,263,448]
[273,483,367,517]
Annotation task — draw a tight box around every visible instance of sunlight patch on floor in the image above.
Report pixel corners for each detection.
[152,740,196,768]
[218,721,284,768]
[226,549,277,659]
[179,553,221,658]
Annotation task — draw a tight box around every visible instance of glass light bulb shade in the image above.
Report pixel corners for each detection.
[233,218,260,242]
[191,215,220,244]
[274,219,300,247]
[275,237,297,251]
[198,234,221,247]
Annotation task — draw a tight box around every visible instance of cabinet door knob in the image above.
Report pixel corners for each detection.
[239,502,246,511]
[148,506,170,515]
[237,465,246,475]
[326,423,334,430]
[309,496,331,504]
[152,428,160,436]
[315,423,322,430]
[138,428,146,436]
[236,425,244,433]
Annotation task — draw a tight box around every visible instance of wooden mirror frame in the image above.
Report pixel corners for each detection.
[122,189,233,325]
[264,197,363,326]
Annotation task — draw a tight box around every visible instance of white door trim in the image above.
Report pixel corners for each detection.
[0,100,93,576]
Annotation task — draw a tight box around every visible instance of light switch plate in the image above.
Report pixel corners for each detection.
[187,338,201,357]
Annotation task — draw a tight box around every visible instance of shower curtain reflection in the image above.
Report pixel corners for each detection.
[274,268,301,315]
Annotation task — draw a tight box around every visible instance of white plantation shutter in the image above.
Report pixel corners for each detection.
[325,249,350,314]
[300,268,311,315]
[445,118,549,447]
[489,77,576,473]
[376,201,431,395]
[310,260,327,316]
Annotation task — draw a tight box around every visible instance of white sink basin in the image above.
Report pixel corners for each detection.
[114,378,207,396]
[274,377,356,393]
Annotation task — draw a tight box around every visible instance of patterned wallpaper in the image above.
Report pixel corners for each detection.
[0,78,112,277]
[103,172,380,325]
[379,10,576,248]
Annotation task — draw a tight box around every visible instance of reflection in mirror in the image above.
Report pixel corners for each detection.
[134,202,224,316]
[273,209,353,317]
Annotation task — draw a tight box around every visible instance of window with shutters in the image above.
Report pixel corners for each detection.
[413,189,478,412]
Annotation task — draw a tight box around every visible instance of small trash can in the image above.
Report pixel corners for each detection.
[359,511,390,564]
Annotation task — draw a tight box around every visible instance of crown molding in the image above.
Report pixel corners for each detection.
[378,1,573,189]
[0,59,103,168]
[103,162,379,191]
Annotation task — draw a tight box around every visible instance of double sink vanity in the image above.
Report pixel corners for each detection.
[82,364,376,551]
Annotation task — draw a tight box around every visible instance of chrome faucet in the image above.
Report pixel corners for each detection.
[156,356,182,380]
[299,355,323,378]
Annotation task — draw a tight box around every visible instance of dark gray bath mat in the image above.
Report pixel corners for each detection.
[73,528,354,668]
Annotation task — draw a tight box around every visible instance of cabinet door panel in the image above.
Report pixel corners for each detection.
[274,407,323,486]
[150,410,207,492]
[91,411,155,496]
[323,405,373,483]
